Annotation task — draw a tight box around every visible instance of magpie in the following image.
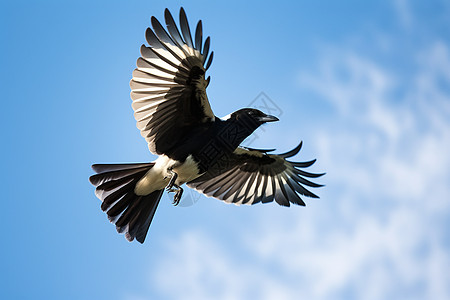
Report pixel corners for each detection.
[89,8,324,243]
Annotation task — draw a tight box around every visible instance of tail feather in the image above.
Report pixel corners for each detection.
[92,163,154,173]
[100,179,137,211]
[90,164,152,186]
[106,192,135,219]
[90,163,163,243]
[127,189,163,243]
[96,175,136,193]
[135,192,162,243]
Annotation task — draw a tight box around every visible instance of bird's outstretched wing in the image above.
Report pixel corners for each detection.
[131,8,215,155]
[187,142,324,206]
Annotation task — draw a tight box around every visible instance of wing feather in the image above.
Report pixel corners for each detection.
[212,167,241,198]
[240,172,258,205]
[131,8,215,155]
[274,176,290,207]
[202,37,211,64]
[188,143,323,206]
[278,141,303,158]
[195,21,203,52]
[140,45,179,71]
[179,8,195,53]
[164,9,185,47]
[151,17,187,60]
[205,51,214,70]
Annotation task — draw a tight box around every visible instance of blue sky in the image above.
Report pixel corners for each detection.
[2,0,450,299]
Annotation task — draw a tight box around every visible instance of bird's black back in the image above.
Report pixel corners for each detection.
[164,116,261,172]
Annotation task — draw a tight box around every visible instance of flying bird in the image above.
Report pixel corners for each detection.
[90,8,324,243]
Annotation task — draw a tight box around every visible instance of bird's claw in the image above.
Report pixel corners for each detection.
[165,169,178,191]
[165,169,183,206]
[172,188,183,206]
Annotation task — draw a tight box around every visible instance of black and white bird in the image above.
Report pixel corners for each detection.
[90,8,324,243]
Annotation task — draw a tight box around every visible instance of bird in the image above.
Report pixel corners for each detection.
[89,7,324,243]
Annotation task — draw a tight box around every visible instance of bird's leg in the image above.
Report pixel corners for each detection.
[165,168,178,191]
[164,168,183,206]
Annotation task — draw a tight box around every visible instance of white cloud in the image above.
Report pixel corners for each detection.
[147,201,449,299]
[300,43,450,208]
[151,230,298,300]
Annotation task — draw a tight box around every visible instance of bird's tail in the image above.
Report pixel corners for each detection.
[89,163,163,243]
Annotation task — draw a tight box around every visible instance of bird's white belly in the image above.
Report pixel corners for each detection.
[134,154,201,196]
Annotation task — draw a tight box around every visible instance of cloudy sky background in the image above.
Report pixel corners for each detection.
[2,0,449,299]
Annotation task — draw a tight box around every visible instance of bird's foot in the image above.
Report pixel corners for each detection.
[167,184,183,206]
[172,186,183,206]
[164,169,183,206]
[164,169,178,191]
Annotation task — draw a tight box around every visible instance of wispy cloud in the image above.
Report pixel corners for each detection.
[394,0,413,29]
[152,230,298,300]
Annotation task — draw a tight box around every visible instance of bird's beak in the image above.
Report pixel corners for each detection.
[258,114,279,123]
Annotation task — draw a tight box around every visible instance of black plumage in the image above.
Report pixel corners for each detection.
[90,7,324,243]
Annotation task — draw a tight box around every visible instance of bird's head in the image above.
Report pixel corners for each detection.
[226,108,279,125]
[221,108,279,136]
[219,108,279,148]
